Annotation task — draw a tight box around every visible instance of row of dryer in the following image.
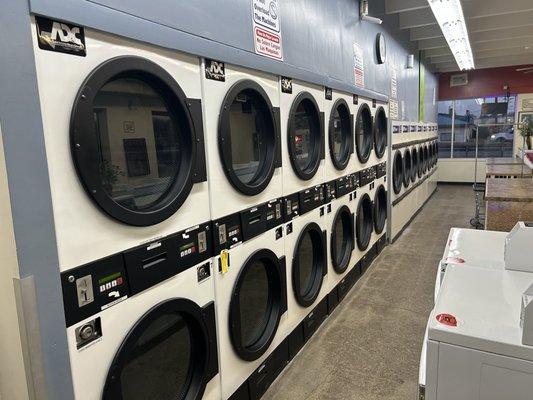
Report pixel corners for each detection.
[389,121,439,240]
[31,21,389,400]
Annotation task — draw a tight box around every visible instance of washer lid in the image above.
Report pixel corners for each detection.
[428,266,533,362]
[443,228,507,269]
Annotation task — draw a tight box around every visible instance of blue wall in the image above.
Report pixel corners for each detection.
[30,0,437,122]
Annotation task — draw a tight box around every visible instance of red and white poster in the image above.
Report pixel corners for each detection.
[353,42,365,88]
[252,0,283,60]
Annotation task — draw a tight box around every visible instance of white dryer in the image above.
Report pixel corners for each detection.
[210,199,289,400]
[60,223,219,400]
[367,102,388,168]
[201,60,282,221]
[284,185,330,357]
[355,166,378,275]
[31,17,210,270]
[280,79,325,196]
[324,90,356,182]
[354,98,375,171]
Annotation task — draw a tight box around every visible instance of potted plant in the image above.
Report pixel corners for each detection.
[520,117,533,151]
[100,160,124,193]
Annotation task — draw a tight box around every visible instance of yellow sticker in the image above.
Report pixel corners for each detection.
[220,250,230,274]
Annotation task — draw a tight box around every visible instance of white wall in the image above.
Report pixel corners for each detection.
[437,159,486,183]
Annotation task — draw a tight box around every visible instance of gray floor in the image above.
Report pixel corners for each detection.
[263,184,474,400]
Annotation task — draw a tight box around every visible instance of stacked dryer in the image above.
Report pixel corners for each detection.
[279,80,330,361]
[201,61,289,400]
[32,18,220,400]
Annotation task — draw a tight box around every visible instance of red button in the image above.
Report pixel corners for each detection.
[436,313,457,327]
[116,277,123,285]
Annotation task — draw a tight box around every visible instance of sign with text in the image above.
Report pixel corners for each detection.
[353,42,365,88]
[252,0,283,60]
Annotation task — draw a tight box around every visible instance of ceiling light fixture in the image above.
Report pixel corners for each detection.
[427,0,474,71]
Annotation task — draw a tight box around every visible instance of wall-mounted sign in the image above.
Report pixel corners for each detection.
[450,73,468,87]
[522,98,533,111]
[252,0,283,60]
[353,42,365,88]
[389,100,398,120]
[390,67,397,99]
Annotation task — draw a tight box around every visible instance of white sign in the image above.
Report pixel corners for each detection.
[353,43,365,88]
[252,0,283,60]
[389,99,399,120]
[450,73,468,87]
[390,67,397,99]
[522,98,533,111]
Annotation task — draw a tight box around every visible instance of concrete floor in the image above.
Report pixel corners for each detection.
[263,184,474,400]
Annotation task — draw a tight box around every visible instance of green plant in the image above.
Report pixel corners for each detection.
[520,117,533,150]
[100,160,124,188]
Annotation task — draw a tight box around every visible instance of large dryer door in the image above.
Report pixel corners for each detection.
[330,205,355,274]
[355,104,374,163]
[287,92,324,180]
[229,249,287,361]
[292,222,327,307]
[403,149,412,188]
[71,57,207,226]
[219,80,281,196]
[329,99,353,170]
[411,147,419,183]
[356,193,373,251]
[417,147,424,178]
[392,150,404,195]
[102,299,218,400]
[373,106,387,159]
[373,185,387,234]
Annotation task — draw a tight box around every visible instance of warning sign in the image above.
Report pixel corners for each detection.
[252,0,283,60]
[353,43,364,88]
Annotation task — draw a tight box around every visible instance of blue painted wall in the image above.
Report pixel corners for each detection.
[30,0,438,121]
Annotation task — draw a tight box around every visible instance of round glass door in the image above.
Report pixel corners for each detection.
[373,185,387,234]
[292,223,326,307]
[393,150,403,195]
[403,149,411,188]
[103,299,216,400]
[373,107,387,158]
[417,147,424,178]
[229,249,286,361]
[70,57,201,226]
[219,80,279,196]
[331,206,355,274]
[355,104,373,163]
[329,99,352,170]
[411,147,419,182]
[288,93,322,180]
[356,193,373,251]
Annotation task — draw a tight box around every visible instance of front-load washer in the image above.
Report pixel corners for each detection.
[210,199,289,400]
[60,223,219,400]
[284,188,330,357]
[324,175,359,312]
[32,17,210,270]
[280,79,325,196]
[201,60,282,221]
[354,99,374,170]
[324,91,355,182]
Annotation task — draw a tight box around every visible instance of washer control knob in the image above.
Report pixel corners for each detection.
[79,324,94,341]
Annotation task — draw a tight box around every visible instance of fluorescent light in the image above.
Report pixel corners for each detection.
[427,0,475,71]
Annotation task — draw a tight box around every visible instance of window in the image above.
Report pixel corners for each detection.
[437,96,516,159]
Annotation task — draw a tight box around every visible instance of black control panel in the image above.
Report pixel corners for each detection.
[61,222,212,327]
[324,181,336,203]
[375,162,387,179]
[298,184,325,215]
[335,174,356,198]
[359,167,376,187]
[283,192,300,222]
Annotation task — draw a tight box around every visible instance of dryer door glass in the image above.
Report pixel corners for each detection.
[374,107,387,158]
[374,185,387,234]
[411,148,418,182]
[393,151,403,195]
[355,105,373,163]
[331,206,354,274]
[288,95,322,179]
[93,78,181,212]
[356,194,373,251]
[238,261,270,347]
[329,100,352,170]
[403,150,411,188]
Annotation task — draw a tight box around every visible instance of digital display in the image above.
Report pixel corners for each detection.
[98,272,121,285]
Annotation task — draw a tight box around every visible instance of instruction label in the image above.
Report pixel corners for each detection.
[389,100,399,120]
[353,42,365,88]
[390,67,397,99]
[252,0,283,60]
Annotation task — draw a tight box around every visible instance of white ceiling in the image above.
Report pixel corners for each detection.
[386,0,533,72]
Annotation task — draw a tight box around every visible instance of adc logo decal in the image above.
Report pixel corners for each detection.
[325,87,332,100]
[353,94,359,105]
[35,17,86,57]
[205,59,225,82]
[281,77,292,94]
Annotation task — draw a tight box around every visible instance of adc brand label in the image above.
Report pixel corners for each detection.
[35,16,86,57]
[281,77,292,94]
[205,59,225,82]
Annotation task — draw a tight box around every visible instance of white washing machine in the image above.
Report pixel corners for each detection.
[354,98,375,171]
[324,90,356,182]
[423,266,533,400]
[210,199,289,400]
[60,223,220,400]
[201,60,282,221]
[284,188,330,357]
[324,174,361,313]
[280,79,325,196]
[32,17,210,270]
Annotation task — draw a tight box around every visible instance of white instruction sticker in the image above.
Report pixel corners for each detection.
[353,42,365,88]
[252,0,283,60]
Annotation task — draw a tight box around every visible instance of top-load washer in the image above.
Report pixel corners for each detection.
[280,79,325,196]
[324,90,355,182]
[201,60,282,221]
[32,17,209,270]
